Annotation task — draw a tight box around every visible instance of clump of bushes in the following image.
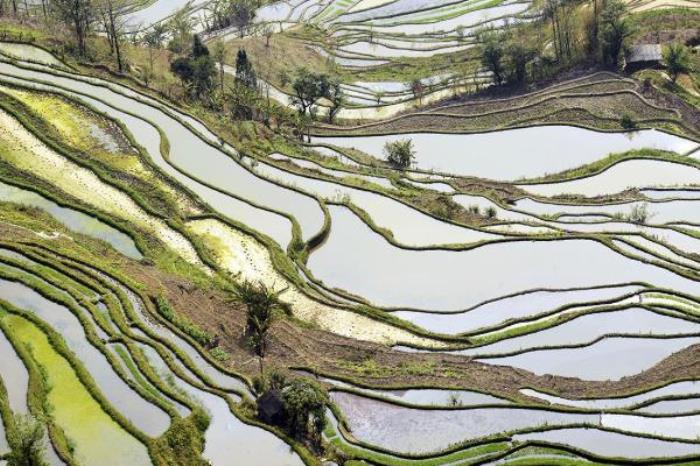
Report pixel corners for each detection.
[254,371,328,450]
[7,414,46,466]
[620,114,637,129]
[627,203,650,224]
[152,412,210,466]
[383,139,415,169]
[209,347,231,362]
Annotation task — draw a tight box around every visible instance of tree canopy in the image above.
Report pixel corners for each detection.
[207,0,257,36]
[50,0,93,56]
[291,69,331,117]
[233,280,289,357]
[384,139,415,169]
[7,414,46,466]
[235,48,257,89]
[170,35,217,98]
[281,379,328,447]
[598,0,631,68]
[664,43,691,83]
[480,29,506,85]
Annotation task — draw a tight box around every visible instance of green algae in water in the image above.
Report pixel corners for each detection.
[0,180,142,259]
[1,313,151,466]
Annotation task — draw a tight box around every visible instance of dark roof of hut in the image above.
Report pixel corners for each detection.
[257,389,285,423]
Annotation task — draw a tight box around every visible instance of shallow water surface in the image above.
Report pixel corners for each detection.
[317,372,508,406]
[332,391,595,453]
[516,197,700,225]
[0,326,28,414]
[636,397,700,414]
[0,278,171,437]
[0,62,322,246]
[308,206,697,311]
[0,180,142,259]
[139,343,303,466]
[460,307,700,356]
[0,42,63,66]
[392,285,643,334]
[481,336,700,381]
[522,381,700,410]
[524,160,700,197]
[124,0,210,30]
[2,314,151,466]
[253,163,495,246]
[314,128,697,180]
[513,428,700,459]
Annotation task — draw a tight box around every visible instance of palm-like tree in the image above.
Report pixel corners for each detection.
[232,280,289,357]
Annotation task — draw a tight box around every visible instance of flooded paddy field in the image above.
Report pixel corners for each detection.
[0,1,698,462]
[313,127,697,180]
[331,391,597,454]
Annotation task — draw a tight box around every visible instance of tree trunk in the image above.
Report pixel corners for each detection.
[554,9,564,61]
[75,16,86,56]
[551,16,559,60]
[219,61,224,96]
[110,9,123,71]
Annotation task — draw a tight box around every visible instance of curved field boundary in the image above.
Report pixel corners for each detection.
[0,63,317,250]
[0,73,462,348]
[1,240,319,464]
[327,396,700,465]
[312,87,696,141]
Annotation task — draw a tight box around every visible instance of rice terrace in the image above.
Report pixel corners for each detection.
[0,0,696,464]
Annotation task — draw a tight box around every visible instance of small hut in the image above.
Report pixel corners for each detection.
[625,44,663,72]
[257,389,286,425]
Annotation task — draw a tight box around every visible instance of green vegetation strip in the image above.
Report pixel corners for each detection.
[0,304,151,466]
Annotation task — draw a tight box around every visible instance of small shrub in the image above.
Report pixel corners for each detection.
[155,295,175,321]
[436,195,458,218]
[620,114,637,129]
[486,206,497,219]
[383,139,415,169]
[7,414,46,466]
[281,378,328,447]
[209,347,230,362]
[191,408,211,433]
[628,203,651,224]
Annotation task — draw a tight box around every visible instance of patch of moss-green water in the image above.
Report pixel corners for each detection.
[1,312,151,466]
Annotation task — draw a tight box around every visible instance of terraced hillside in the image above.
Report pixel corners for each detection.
[195,0,697,120]
[207,0,537,120]
[0,0,697,465]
